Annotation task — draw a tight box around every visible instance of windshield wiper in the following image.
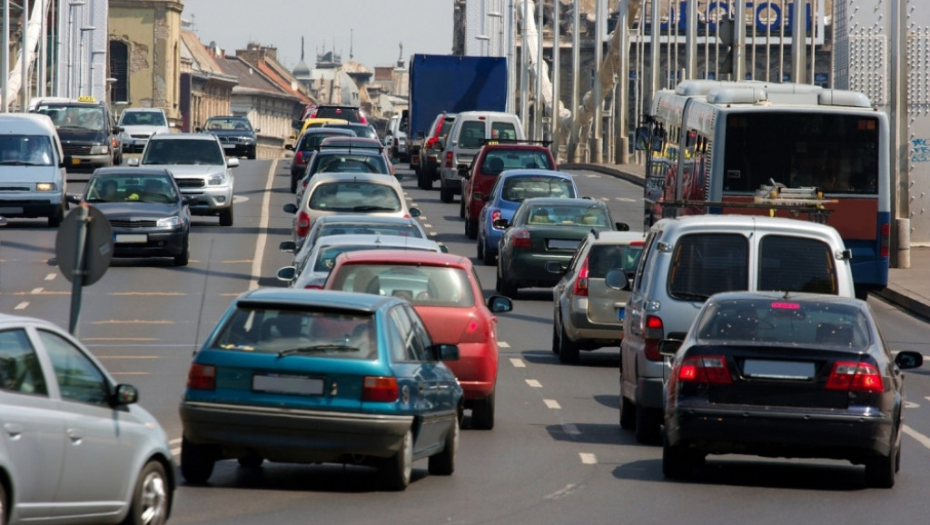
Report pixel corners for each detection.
[278,344,358,357]
[353,205,396,212]
[674,292,711,302]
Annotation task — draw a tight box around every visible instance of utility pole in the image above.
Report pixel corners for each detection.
[616,0,630,164]
[790,0,807,83]
[534,0,543,141]
[2,0,9,112]
[592,0,604,163]
[551,0,560,160]
[569,0,580,161]
[520,0,529,136]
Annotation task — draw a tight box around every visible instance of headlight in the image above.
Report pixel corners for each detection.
[240,136,255,144]
[207,173,226,186]
[157,216,182,228]
[36,183,57,192]
[89,144,109,155]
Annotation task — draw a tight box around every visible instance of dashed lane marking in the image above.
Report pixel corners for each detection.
[30,288,43,294]
[544,399,561,409]
[11,291,68,296]
[525,379,542,388]
[584,174,601,178]
[563,424,581,436]
[903,425,930,450]
[509,358,525,368]
[905,401,920,408]
[429,231,437,236]
[579,453,597,465]
[615,197,637,202]
[499,341,510,348]
[44,273,55,281]
[544,484,578,500]
[169,438,182,445]
[418,216,427,221]
[423,223,433,228]
[14,302,28,310]
[249,160,277,290]
[232,195,250,204]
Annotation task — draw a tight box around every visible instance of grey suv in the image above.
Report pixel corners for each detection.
[549,231,644,364]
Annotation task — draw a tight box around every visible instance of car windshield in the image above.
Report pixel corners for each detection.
[695,297,871,348]
[502,175,575,202]
[313,153,388,175]
[524,204,609,227]
[120,111,166,126]
[314,245,434,273]
[330,265,476,307]
[85,174,177,203]
[38,105,105,130]
[309,181,401,212]
[0,135,54,166]
[142,139,226,165]
[483,150,554,173]
[206,118,252,131]
[319,223,423,239]
[210,307,377,358]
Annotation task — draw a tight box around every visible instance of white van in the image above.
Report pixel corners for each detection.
[0,114,68,226]
[617,215,855,444]
[437,111,524,203]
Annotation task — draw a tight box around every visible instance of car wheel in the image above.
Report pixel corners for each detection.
[471,390,495,430]
[477,235,485,260]
[551,314,561,354]
[558,323,580,364]
[482,240,496,266]
[464,216,471,237]
[459,197,465,218]
[424,171,434,190]
[865,440,896,488]
[497,265,517,298]
[48,202,65,228]
[619,395,636,430]
[662,433,694,479]
[122,460,170,525]
[247,148,256,160]
[895,443,901,473]
[290,175,298,194]
[440,184,454,203]
[219,206,234,227]
[237,456,264,469]
[428,416,458,475]
[466,219,478,240]
[417,168,428,190]
[380,429,413,491]
[180,437,216,485]
[635,404,663,445]
[173,236,190,267]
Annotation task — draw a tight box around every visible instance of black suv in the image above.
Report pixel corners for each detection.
[198,116,258,159]
[31,97,121,172]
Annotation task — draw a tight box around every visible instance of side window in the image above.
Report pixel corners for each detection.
[403,304,434,359]
[758,235,838,294]
[668,233,749,300]
[38,330,110,405]
[0,329,48,396]
[633,231,658,292]
[384,311,407,362]
[389,306,426,361]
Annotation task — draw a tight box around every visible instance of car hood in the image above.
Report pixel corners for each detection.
[140,164,226,178]
[89,201,179,218]
[57,127,108,143]
[122,125,167,136]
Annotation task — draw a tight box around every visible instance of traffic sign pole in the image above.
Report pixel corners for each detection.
[68,205,88,336]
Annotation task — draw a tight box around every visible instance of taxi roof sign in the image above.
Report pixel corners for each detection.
[77,95,97,103]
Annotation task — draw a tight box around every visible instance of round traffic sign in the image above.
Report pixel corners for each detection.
[55,204,114,286]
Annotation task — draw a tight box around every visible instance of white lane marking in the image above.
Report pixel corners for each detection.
[597,197,609,202]
[171,447,180,458]
[232,195,250,204]
[250,160,277,290]
[169,438,182,445]
[579,453,597,465]
[544,399,561,409]
[585,174,601,178]
[615,197,637,202]
[509,358,525,368]
[499,341,510,348]
[14,302,28,310]
[44,273,55,281]
[525,379,542,388]
[418,216,427,221]
[903,425,930,450]
[544,484,577,500]
[30,287,43,294]
[563,423,581,435]
[429,231,437,236]
[423,223,433,228]
[905,401,920,408]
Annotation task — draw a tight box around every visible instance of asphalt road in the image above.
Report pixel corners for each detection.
[4,160,930,524]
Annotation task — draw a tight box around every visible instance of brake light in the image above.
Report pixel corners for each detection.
[512,228,531,248]
[363,376,399,402]
[294,151,305,165]
[573,256,590,297]
[444,151,453,168]
[187,364,216,390]
[644,315,664,361]
[825,361,884,392]
[677,355,732,385]
[491,209,502,227]
[880,222,890,258]
[296,210,311,238]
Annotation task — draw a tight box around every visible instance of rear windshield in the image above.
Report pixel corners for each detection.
[330,265,475,307]
[668,234,749,301]
[309,181,401,212]
[502,175,574,201]
[311,152,388,175]
[205,117,253,131]
[759,235,838,294]
[319,223,423,239]
[142,139,225,165]
[483,150,554,174]
[525,203,609,227]
[210,307,377,359]
[588,244,643,279]
[299,132,354,151]
[316,107,362,122]
[314,246,435,273]
[458,121,486,148]
[695,297,870,347]
[325,124,377,140]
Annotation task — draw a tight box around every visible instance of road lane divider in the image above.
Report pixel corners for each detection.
[499,341,510,348]
[544,484,577,500]
[544,399,561,409]
[562,423,580,436]
[509,358,525,368]
[14,302,28,310]
[525,379,542,388]
[44,273,55,281]
[579,453,597,464]
[30,287,43,294]
[249,160,277,291]
[903,425,930,450]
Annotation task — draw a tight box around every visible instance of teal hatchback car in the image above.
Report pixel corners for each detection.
[179,289,463,491]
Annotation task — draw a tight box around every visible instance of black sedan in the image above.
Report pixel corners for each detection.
[198,115,258,159]
[660,291,923,488]
[74,167,191,266]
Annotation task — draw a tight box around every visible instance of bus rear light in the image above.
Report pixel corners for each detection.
[880,223,890,258]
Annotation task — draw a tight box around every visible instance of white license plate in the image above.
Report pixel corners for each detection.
[548,239,580,250]
[252,374,324,395]
[0,207,23,214]
[222,144,235,149]
[743,359,815,380]
[115,234,147,243]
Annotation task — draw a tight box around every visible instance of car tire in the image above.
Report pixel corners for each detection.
[558,323,580,364]
[635,404,663,445]
[619,395,636,430]
[247,148,256,160]
[428,416,459,475]
[482,241,496,266]
[440,184,454,203]
[497,265,517,298]
[471,390,495,430]
[290,175,298,194]
[865,440,897,488]
[122,460,170,525]
[173,236,190,267]
[48,201,65,228]
[551,315,561,354]
[380,429,413,491]
[662,434,694,479]
[180,437,216,485]
[219,206,234,227]
[466,219,478,240]
[237,456,264,469]
[424,171,434,190]
[417,168,428,190]
[0,479,6,525]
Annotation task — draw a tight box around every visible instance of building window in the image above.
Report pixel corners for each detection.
[109,41,129,103]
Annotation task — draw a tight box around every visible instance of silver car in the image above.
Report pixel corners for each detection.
[129,133,237,226]
[117,108,172,153]
[0,315,174,524]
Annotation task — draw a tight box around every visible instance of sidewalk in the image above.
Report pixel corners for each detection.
[561,161,930,320]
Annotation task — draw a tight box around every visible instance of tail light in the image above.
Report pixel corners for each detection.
[825,361,883,392]
[644,315,664,361]
[677,355,732,385]
[444,151,453,168]
[294,151,305,166]
[304,284,322,290]
[363,376,399,402]
[880,222,890,258]
[491,209,503,228]
[573,255,590,297]
[512,228,531,248]
[427,137,437,149]
[296,210,312,238]
[187,364,216,390]
[459,317,490,344]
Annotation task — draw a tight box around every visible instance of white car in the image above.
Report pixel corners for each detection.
[0,314,174,524]
[117,108,172,153]
[130,133,237,226]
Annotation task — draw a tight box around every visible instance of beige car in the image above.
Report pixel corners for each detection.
[283,173,420,247]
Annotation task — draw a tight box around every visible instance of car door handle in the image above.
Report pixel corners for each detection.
[418,383,426,394]
[3,423,23,438]
[66,428,84,443]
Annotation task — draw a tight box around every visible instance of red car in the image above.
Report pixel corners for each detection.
[461,142,556,240]
[324,250,513,429]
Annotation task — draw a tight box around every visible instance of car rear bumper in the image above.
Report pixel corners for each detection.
[180,401,413,461]
[220,144,255,157]
[444,342,497,400]
[567,302,623,343]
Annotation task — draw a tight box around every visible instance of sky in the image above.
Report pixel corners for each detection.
[181,0,455,71]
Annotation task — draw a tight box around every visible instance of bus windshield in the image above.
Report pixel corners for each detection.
[721,113,880,195]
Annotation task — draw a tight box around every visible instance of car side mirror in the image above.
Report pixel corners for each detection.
[431,343,459,362]
[276,266,297,282]
[284,143,295,151]
[227,158,240,168]
[409,207,421,218]
[615,222,630,231]
[65,194,82,204]
[127,158,140,167]
[255,128,261,133]
[283,203,298,214]
[439,244,449,253]
[486,295,513,313]
[605,269,632,290]
[279,240,296,253]
[195,127,203,132]
[113,126,123,134]
[545,261,567,274]
[894,350,924,370]
[112,384,139,406]
[658,339,683,357]
[493,218,509,229]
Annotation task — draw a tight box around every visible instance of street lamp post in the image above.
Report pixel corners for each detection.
[2,0,9,112]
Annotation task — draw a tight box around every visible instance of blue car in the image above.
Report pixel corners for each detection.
[476,169,580,265]
[179,289,463,491]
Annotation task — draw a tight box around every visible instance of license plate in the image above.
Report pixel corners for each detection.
[114,234,147,244]
[0,207,23,214]
[743,359,815,380]
[548,239,580,250]
[222,144,235,149]
[252,374,324,396]
[71,157,81,165]
[617,308,625,321]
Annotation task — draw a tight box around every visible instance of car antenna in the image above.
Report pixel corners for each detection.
[192,239,215,356]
